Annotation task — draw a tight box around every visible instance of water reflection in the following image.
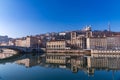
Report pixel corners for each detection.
[7,53,120,75]
[0,49,17,59]
[16,55,42,68]
[0,53,120,80]
[0,53,14,59]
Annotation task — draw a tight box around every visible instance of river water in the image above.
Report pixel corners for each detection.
[0,53,120,80]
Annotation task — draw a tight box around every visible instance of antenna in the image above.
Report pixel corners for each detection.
[108,22,111,32]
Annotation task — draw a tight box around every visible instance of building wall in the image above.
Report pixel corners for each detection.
[15,40,22,47]
[87,36,120,50]
[46,41,67,50]
[107,36,120,49]
[71,36,86,49]
[71,32,86,49]
[15,36,38,48]
[26,37,38,48]
[87,37,107,49]
[0,42,8,46]
[8,40,15,46]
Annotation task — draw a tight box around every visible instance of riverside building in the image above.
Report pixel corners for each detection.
[46,40,69,50]
[15,36,38,48]
[70,32,86,49]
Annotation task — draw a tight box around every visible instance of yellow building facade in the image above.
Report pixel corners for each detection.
[46,40,67,50]
[15,36,38,48]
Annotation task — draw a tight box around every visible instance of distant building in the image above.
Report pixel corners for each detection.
[86,37,107,49]
[46,40,68,50]
[15,36,38,48]
[0,35,10,43]
[8,40,15,46]
[0,42,8,46]
[86,36,120,50]
[107,36,120,49]
[70,32,86,49]
[82,26,91,32]
[59,32,66,36]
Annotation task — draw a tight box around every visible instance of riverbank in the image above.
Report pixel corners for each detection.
[46,49,91,55]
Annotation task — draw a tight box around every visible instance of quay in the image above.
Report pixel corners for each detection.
[46,49,91,55]
[91,49,120,57]
[91,49,120,54]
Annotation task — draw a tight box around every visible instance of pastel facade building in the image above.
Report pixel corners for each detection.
[8,40,15,46]
[46,40,67,50]
[15,36,38,48]
[87,36,120,50]
[87,37,107,49]
[107,36,120,49]
[0,42,8,46]
[71,32,86,49]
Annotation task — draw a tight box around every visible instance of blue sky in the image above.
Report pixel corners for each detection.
[0,0,120,38]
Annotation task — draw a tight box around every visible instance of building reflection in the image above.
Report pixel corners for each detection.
[14,53,120,75]
[0,49,17,59]
[15,55,42,67]
[0,53,14,59]
[46,55,66,64]
[87,57,120,69]
[87,57,120,75]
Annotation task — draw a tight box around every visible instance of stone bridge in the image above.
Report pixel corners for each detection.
[0,46,33,53]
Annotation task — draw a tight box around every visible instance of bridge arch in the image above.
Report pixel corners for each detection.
[0,46,32,53]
